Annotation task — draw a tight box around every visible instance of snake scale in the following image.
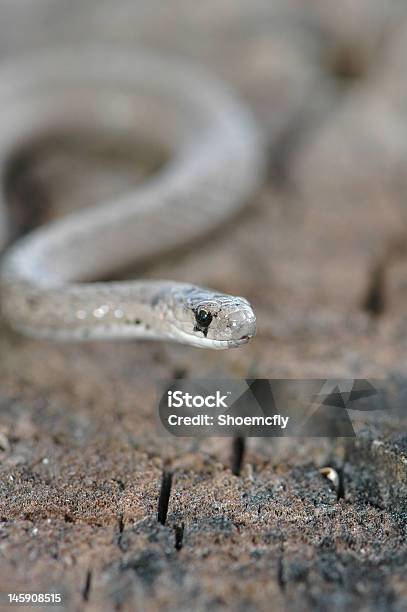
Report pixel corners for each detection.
[0,48,264,349]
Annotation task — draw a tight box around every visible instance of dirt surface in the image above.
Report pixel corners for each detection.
[0,1,406,611]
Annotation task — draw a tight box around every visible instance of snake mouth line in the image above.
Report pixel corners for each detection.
[212,335,254,349]
[170,326,255,349]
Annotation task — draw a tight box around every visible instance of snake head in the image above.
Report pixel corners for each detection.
[162,285,256,349]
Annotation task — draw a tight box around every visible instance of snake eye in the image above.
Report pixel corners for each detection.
[195,309,212,328]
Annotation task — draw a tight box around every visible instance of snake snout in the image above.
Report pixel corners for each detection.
[227,303,256,342]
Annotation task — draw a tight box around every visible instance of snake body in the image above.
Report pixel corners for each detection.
[0,48,263,349]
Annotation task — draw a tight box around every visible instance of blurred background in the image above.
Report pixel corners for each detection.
[4,0,407,360]
[0,2,406,610]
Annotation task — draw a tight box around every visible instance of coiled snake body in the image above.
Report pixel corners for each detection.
[0,49,263,349]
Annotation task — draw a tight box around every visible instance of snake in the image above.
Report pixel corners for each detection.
[0,48,264,349]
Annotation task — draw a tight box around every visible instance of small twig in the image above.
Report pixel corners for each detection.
[118,514,124,533]
[82,569,92,602]
[362,262,386,317]
[231,437,245,476]
[157,470,173,525]
[277,554,286,591]
[362,233,407,318]
[174,523,184,551]
[117,513,125,551]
